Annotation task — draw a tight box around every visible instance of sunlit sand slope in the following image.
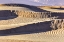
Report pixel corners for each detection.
[38,6,64,12]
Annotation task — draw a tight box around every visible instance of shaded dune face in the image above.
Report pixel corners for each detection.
[51,12,64,19]
[0,10,18,20]
[0,21,52,36]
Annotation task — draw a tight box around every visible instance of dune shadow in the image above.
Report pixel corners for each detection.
[0,21,52,36]
[0,10,18,20]
[51,12,64,19]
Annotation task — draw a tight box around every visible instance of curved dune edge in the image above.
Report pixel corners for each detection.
[0,17,52,30]
[39,7,64,12]
[0,29,64,42]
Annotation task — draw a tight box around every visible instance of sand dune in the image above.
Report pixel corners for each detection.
[0,4,63,42]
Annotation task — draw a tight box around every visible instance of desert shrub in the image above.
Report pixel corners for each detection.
[50,19,64,30]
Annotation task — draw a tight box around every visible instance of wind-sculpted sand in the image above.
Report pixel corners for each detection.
[0,16,53,30]
[0,4,63,42]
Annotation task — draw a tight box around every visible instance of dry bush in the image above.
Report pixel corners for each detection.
[50,19,64,30]
[15,11,51,18]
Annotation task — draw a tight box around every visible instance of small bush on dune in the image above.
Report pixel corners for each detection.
[51,19,64,30]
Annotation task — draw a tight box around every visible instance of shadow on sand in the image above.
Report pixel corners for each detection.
[0,10,18,20]
[0,21,52,36]
[51,12,64,19]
